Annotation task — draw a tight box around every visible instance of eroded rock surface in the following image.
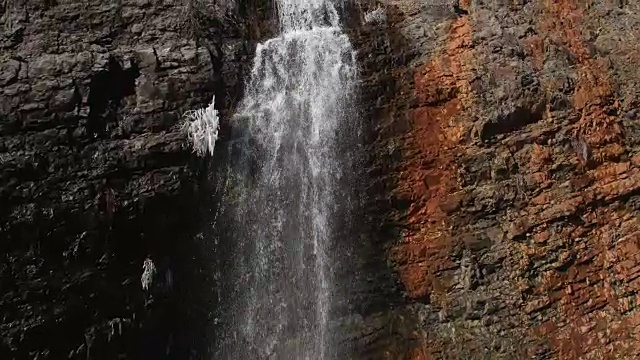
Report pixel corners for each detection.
[354,0,640,358]
[0,0,272,358]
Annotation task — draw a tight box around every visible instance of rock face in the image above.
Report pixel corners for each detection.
[4,0,640,359]
[352,0,640,358]
[0,0,272,358]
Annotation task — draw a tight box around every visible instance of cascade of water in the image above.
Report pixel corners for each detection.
[215,0,357,359]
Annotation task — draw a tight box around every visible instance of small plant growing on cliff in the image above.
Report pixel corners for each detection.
[141,257,156,291]
[182,95,220,157]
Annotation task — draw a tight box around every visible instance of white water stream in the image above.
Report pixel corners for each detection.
[216,0,357,359]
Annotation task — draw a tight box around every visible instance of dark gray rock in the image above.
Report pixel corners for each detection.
[0,0,274,359]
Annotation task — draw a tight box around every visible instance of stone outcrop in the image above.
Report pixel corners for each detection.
[353,0,640,358]
[0,0,272,358]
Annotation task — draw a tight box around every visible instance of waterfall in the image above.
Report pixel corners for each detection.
[214,0,357,359]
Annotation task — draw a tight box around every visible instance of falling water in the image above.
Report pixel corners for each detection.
[214,0,357,359]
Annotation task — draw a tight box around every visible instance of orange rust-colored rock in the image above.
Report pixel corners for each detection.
[361,0,640,358]
[390,12,474,301]
[518,2,640,358]
[542,0,623,155]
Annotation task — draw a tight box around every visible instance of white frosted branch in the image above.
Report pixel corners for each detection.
[141,258,156,291]
[182,95,220,157]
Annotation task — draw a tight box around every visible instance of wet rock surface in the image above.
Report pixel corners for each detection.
[0,0,272,358]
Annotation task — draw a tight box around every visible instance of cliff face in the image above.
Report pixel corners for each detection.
[354,0,640,358]
[0,0,272,358]
[4,0,640,359]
